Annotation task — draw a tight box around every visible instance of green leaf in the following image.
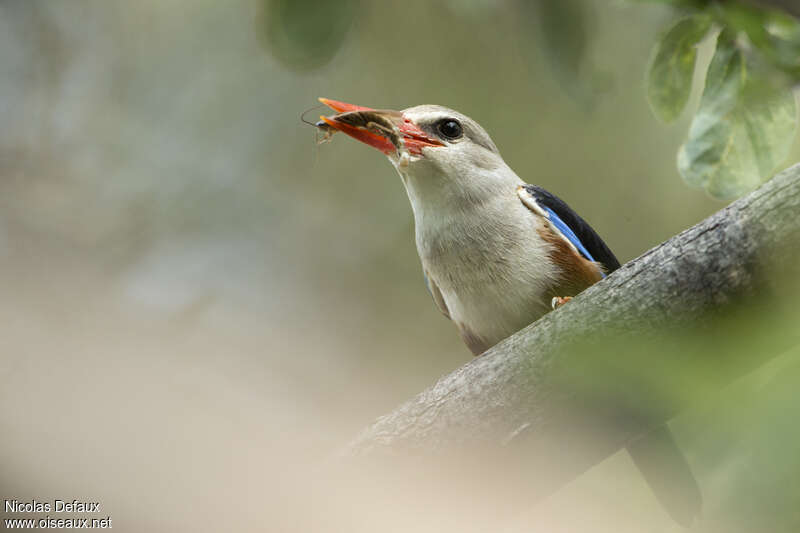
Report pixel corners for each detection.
[646,15,712,123]
[677,30,798,200]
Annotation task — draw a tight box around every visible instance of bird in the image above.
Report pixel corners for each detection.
[315,97,702,527]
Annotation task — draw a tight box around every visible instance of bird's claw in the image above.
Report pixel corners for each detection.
[551,296,572,310]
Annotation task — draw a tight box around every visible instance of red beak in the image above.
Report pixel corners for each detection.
[318,97,443,156]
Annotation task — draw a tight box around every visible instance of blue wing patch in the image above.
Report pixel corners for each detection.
[541,206,606,278]
[518,184,620,276]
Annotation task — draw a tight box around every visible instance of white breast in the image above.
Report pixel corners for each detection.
[391,147,563,353]
[413,191,559,352]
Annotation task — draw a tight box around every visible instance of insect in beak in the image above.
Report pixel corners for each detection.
[315,98,443,156]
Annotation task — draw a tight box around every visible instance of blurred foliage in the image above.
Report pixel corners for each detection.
[518,0,616,107]
[643,0,800,199]
[259,0,357,70]
[522,0,592,105]
[1,1,799,532]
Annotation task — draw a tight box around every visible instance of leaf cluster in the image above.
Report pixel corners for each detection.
[645,1,799,199]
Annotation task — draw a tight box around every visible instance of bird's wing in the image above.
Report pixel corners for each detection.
[517,185,621,274]
[423,270,450,319]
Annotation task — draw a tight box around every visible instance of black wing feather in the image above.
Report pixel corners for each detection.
[524,185,621,272]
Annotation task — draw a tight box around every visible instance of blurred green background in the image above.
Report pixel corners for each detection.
[1,1,798,532]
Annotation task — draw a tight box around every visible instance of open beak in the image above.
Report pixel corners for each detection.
[317,97,443,156]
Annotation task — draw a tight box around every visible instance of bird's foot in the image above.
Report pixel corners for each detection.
[551,296,572,310]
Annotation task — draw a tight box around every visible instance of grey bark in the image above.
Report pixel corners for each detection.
[345,163,800,504]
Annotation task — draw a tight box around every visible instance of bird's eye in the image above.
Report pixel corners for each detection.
[436,119,463,140]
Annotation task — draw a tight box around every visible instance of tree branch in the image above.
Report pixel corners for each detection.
[344,163,800,504]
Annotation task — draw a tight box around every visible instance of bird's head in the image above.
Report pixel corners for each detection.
[317,98,511,202]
